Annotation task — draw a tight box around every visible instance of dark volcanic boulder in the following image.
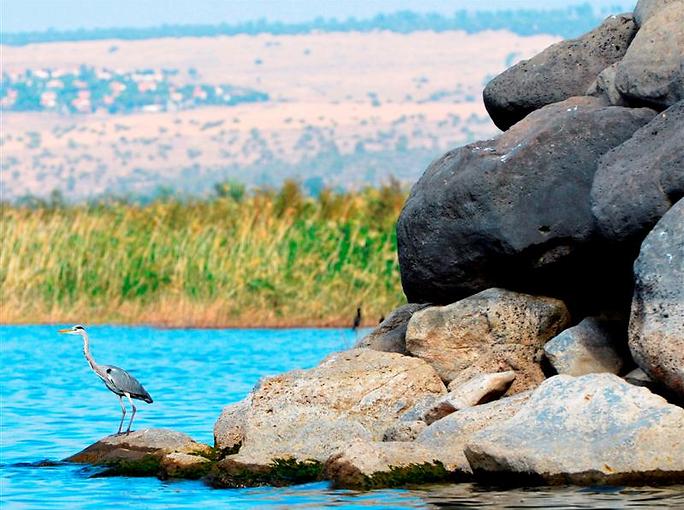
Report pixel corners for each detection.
[628,200,684,397]
[615,2,684,109]
[592,100,684,248]
[397,97,655,309]
[483,14,637,130]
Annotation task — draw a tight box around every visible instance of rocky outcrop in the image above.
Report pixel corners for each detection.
[544,317,625,376]
[397,97,655,309]
[483,15,637,130]
[210,348,447,486]
[615,3,684,109]
[65,4,684,492]
[416,392,532,474]
[65,428,213,477]
[355,303,430,354]
[628,200,684,397]
[464,374,684,485]
[592,100,684,248]
[406,288,570,391]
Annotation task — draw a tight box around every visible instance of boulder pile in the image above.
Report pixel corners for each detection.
[67,0,683,490]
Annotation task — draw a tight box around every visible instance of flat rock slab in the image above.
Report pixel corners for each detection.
[464,374,684,485]
[66,428,211,464]
[65,428,213,477]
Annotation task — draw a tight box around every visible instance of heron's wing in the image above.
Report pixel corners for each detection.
[102,365,153,403]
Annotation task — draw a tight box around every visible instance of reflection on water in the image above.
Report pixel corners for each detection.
[2,325,683,509]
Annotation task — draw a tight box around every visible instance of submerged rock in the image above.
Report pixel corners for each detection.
[406,288,570,392]
[397,97,655,309]
[65,428,212,477]
[355,303,430,354]
[464,374,684,485]
[615,3,684,109]
[544,317,625,376]
[628,200,684,397]
[592,100,684,248]
[483,14,637,130]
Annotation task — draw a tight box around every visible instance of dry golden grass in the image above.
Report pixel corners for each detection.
[1,181,407,327]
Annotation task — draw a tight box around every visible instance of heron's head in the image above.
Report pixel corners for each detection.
[58,324,86,336]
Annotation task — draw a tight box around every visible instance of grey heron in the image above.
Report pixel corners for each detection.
[58,324,153,435]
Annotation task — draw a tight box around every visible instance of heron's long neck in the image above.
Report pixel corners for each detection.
[81,332,100,373]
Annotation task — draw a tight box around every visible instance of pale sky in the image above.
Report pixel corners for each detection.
[2,0,636,33]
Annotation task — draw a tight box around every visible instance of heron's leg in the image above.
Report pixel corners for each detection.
[116,396,126,435]
[125,393,136,435]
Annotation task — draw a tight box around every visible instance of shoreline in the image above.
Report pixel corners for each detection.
[0,316,381,330]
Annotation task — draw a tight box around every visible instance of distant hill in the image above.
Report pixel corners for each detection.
[3,4,620,46]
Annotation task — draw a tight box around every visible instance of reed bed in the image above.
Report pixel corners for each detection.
[0,181,407,327]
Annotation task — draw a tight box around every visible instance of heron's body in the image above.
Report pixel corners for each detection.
[99,365,153,403]
[59,324,153,434]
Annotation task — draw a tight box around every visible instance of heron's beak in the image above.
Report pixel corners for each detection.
[58,328,71,334]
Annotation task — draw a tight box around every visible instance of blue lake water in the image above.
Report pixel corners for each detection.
[2,325,683,509]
